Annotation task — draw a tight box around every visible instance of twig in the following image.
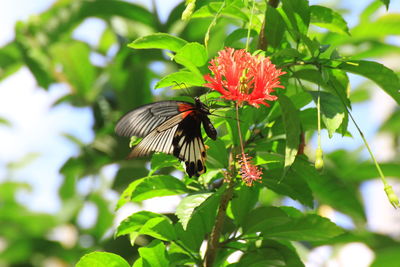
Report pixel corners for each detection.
[204,155,236,267]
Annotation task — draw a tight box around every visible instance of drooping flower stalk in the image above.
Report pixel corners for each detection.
[235,102,263,186]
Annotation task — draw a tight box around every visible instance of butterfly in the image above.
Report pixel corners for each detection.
[115,97,217,177]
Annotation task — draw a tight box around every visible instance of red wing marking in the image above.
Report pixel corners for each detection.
[178,103,196,119]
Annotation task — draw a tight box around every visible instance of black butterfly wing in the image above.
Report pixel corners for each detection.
[128,113,183,158]
[115,101,194,138]
[172,114,207,177]
[116,99,214,177]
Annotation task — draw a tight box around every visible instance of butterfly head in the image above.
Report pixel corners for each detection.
[194,97,211,115]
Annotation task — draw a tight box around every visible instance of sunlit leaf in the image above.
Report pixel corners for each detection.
[279,95,301,175]
[372,246,400,267]
[310,5,349,35]
[263,168,314,208]
[150,153,180,174]
[0,42,22,81]
[116,211,176,242]
[237,239,305,267]
[134,240,170,267]
[51,41,97,102]
[192,2,249,21]
[309,91,345,138]
[225,28,257,49]
[265,5,286,49]
[116,175,188,209]
[243,206,344,241]
[155,70,205,89]
[175,189,222,251]
[281,0,310,37]
[76,252,130,267]
[176,193,213,230]
[230,185,260,225]
[292,158,366,221]
[128,33,187,52]
[338,60,400,105]
[174,42,208,67]
[352,14,400,39]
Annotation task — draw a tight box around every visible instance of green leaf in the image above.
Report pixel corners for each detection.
[128,33,187,52]
[292,158,366,221]
[230,185,260,226]
[175,189,222,251]
[326,68,351,108]
[174,42,208,67]
[116,211,176,242]
[380,109,400,133]
[242,206,290,234]
[372,246,400,267]
[176,193,213,230]
[310,5,349,35]
[281,0,310,37]
[88,194,114,239]
[264,213,344,241]
[76,252,130,267]
[380,0,390,10]
[0,42,22,81]
[338,60,400,105]
[237,239,304,267]
[265,5,286,49]
[155,70,205,89]
[150,153,180,174]
[225,28,257,49]
[263,167,314,208]
[15,22,53,88]
[279,95,301,175]
[173,43,207,78]
[353,14,400,39]
[309,91,345,138]
[116,175,188,209]
[80,1,156,27]
[192,2,249,22]
[51,41,97,102]
[206,138,229,169]
[135,240,170,267]
[340,162,400,182]
[98,28,117,55]
[243,207,344,241]
[168,242,195,266]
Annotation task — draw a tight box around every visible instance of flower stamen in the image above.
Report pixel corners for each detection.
[238,153,263,186]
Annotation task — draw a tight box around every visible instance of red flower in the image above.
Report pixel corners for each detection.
[238,153,263,186]
[204,47,285,107]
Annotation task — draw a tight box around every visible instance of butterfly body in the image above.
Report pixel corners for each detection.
[115,98,216,177]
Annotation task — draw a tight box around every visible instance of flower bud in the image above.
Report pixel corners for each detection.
[182,0,196,21]
[315,147,324,171]
[384,185,400,209]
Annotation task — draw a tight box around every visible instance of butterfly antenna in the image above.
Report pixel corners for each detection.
[209,112,242,122]
[173,81,191,98]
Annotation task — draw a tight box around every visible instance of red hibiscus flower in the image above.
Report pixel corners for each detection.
[204,47,285,107]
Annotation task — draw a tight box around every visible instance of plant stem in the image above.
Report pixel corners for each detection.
[173,240,201,265]
[204,105,242,266]
[204,1,225,49]
[236,103,246,153]
[245,0,256,51]
[347,110,399,208]
[204,175,235,267]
